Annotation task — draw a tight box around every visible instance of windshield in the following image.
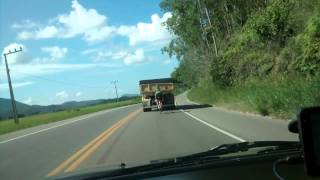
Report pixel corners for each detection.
[0,0,319,179]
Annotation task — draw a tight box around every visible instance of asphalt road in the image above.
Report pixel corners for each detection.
[0,93,298,180]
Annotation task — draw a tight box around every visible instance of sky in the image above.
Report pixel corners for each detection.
[0,0,178,105]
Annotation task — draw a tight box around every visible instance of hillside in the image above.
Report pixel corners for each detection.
[0,95,138,120]
[0,98,31,119]
[161,0,320,118]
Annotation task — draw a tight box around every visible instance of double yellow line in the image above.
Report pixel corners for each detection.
[47,108,141,177]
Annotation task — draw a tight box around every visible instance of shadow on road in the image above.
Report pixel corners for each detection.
[160,111,183,114]
[158,104,212,114]
[146,104,212,114]
[176,104,212,110]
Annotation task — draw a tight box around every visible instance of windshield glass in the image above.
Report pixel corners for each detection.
[0,0,319,179]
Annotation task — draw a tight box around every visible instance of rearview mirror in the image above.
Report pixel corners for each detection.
[298,107,320,177]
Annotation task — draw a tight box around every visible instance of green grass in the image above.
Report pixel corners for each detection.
[0,98,140,135]
[188,75,320,119]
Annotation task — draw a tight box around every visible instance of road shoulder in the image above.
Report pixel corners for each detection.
[175,93,298,141]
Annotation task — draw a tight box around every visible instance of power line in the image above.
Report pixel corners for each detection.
[10,69,112,90]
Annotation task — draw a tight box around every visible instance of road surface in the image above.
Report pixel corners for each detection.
[0,93,298,180]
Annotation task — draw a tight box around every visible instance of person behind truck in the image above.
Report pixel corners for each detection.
[155,87,163,111]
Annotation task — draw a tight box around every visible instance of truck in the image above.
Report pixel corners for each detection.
[139,78,175,112]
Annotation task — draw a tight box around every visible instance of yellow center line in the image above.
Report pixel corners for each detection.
[47,119,123,176]
[64,110,139,172]
[47,108,141,177]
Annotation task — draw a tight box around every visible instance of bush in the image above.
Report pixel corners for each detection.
[210,0,305,86]
[250,0,295,45]
[189,74,320,119]
[296,10,320,74]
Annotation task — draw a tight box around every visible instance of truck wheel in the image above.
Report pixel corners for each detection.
[143,108,147,112]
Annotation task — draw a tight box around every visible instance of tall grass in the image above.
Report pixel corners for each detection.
[188,75,320,119]
[0,98,140,135]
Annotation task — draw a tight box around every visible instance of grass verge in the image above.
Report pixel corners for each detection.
[0,98,140,135]
[188,75,320,119]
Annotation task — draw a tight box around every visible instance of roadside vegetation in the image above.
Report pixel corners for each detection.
[161,0,320,119]
[188,75,320,118]
[0,97,140,135]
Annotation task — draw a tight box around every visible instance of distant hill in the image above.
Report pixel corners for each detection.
[0,98,31,120]
[121,93,139,98]
[0,95,139,120]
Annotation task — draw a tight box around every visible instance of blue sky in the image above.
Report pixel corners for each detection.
[0,0,177,105]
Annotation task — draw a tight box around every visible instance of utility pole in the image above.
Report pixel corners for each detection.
[111,80,119,102]
[3,47,22,124]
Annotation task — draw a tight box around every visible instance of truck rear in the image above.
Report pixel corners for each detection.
[139,78,175,112]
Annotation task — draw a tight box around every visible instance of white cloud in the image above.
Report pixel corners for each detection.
[41,46,68,59]
[117,13,172,46]
[56,91,69,100]
[13,81,35,88]
[0,63,119,81]
[12,19,38,29]
[1,43,31,65]
[17,0,115,43]
[36,26,60,39]
[58,0,114,40]
[24,97,33,105]
[84,48,127,62]
[75,91,83,97]
[94,51,113,61]
[17,26,60,40]
[3,43,69,64]
[15,0,172,46]
[17,31,34,40]
[0,81,35,91]
[111,51,128,60]
[123,49,145,65]
[86,48,148,65]
[81,48,99,55]
[2,43,67,64]
[40,46,68,62]
[83,26,115,43]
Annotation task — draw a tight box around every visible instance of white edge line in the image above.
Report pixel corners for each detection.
[180,109,246,142]
[0,104,136,144]
[0,117,88,144]
[176,95,246,142]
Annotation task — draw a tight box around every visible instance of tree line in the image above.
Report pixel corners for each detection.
[160,0,320,88]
